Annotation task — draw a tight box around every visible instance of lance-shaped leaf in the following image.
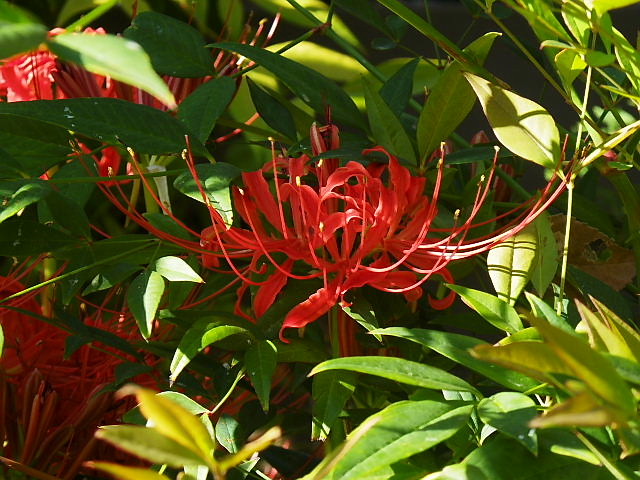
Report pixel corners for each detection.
[127,270,165,339]
[170,318,251,383]
[125,386,215,465]
[304,401,471,480]
[530,391,619,428]
[245,340,278,412]
[418,32,499,160]
[89,462,172,480]
[446,285,523,333]
[478,392,538,454]
[96,425,206,468]
[247,77,297,141]
[0,181,51,224]
[216,414,244,454]
[312,371,357,441]
[592,297,640,362]
[48,33,175,108]
[487,222,537,305]
[530,213,558,296]
[464,73,560,167]
[211,42,364,128]
[0,22,47,59]
[309,356,479,394]
[593,0,640,15]
[530,316,636,415]
[154,256,203,283]
[372,327,540,391]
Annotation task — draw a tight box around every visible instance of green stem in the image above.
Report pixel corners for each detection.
[209,368,246,416]
[574,431,634,480]
[329,305,341,358]
[557,174,575,315]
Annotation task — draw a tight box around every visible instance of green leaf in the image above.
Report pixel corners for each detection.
[178,77,236,143]
[568,265,633,320]
[127,270,165,339]
[312,371,357,441]
[132,387,215,462]
[245,340,278,412]
[247,77,297,141]
[363,77,416,163]
[83,263,141,295]
[216,414,243,454]
[592,297,640,363]
[306,401,471,480]
[0,22,47,59]
[418,32,499,160]
[486,223,537,305]
[157,391,209,415]
[0,181,51,224]
[212,42,364,128]
[378,58,419,118]
[42,190,91,237]
[525,293,574,333]
[90,462,172,480]
[96,425,206,468]
[530,316,636,415]
[173,163,240,226]
[478,392,538,454]
[372,327,540,391]
[124,11,213,77]
[0,219,76,256]
[464,73,560,167]
[0,98,195,154]
[554,49,587,88]
[530,213,558,296]
[154,256,203,283]
[48,33,175,108]
[592,0,640,15]
[309,356,479,394]
[170,319,251,383]
[446,285,523,333]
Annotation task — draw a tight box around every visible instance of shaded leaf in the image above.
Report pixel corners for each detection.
[310,356,479,394]
[478,392,538,454]
[48,33,175,108]
[312,371,357,441]
[247,77,297,140]
[124,11,213,77]
[0,181,51,224]
[178,77,236,143]
[530,213,558,296]
[216,414,243,454]
[0,219,76,256]
[525,293,574,333]
[245,340,278,412]
[379,58,419,118]
[0,22,47,59]
[464,73,560,167]
[212,42,363,128]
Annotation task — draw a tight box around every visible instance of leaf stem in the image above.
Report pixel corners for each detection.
[556,174,575,315]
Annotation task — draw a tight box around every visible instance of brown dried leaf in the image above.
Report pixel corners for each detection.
[551,215,635,290]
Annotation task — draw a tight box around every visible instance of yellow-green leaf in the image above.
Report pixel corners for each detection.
[89,462,172,480]
[592,0,640,15]
[530,391,619,428]
[464,73,560,167]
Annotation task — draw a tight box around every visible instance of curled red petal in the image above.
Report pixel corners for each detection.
[428,268,456,310]
[254,260,293,318]
[279,282,340,343]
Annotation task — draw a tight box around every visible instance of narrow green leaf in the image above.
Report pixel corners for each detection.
[417,32,499,160]
[216,414,243,454]
[592,297,640,363]
[173,163,240,227]
[211,42,364,128]
[530,316,636,414]
[446,285,523,333]
[48,33,175,108]
[379,58,419,118]
[0,22,47,59]
[525,293,574,333]
[307,401,471,480]
[0,219,76,256]
[132,387,215,462]
[127,270,165,339]
[464,73,560,167]
[363,77,416,163]
[478,392,538,454]
[157,391,209,415]
[593,0,640,15]
[530,213,558,296]
[245,340,278,412]
[487,223,538,305]
[178,77,236,143]
[309,356,479,394]
[96,425,206,468]
[90,462,172,480]
[372,327,539,391]
[170,320,250,383]
[312,371,357,441]
[154,256,203,283]
[0,182,51,224]
[247,77,297,140]
[0,98,195,154]
[124,11,214,77]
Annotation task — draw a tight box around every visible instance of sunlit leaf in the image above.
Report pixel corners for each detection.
[447,285,523,333]
[530,391,618,428]
[464,73,560,167]
[310,356,479,394]
[592,0,640,15]
[478,392,538,454]
[127,270,165,339]
[530,213,558,296]
[312,371,357,441]
[48,33,175,108]
[0,181,51,224]
[89,462,172,480]
[154,256,203,283]
[216,414,243,454]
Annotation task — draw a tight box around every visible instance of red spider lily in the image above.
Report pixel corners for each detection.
[191,125,573,342]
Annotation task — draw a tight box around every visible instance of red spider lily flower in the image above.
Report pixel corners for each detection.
[192,126,573,342]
